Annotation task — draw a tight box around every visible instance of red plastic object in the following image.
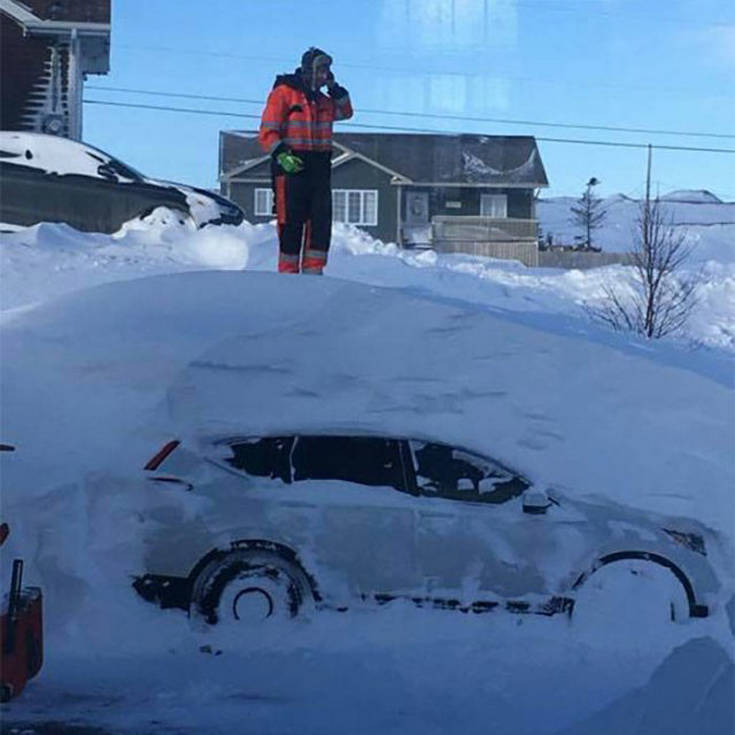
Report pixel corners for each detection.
[144,440,180,470]
[1,560,43,702]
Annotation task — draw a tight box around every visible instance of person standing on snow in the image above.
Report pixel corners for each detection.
[258,47,353,275]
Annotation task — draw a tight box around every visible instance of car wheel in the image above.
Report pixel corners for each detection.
[191,550,312,626]
[573,559,690,630]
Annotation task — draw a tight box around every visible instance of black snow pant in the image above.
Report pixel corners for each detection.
[272,152,332,274]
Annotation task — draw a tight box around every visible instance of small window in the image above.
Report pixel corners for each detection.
[332,190,378,226]
[292,436,405,492]
[409,441,528,504]
[480,194,507,218]
[254,188,274,216]
[333,191,347,223]
[217,437,294,484]
[363,191,377,223]
[347,191,361,223]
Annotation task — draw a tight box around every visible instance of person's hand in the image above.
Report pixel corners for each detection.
[276,151,304,174]
[325,70,337,91]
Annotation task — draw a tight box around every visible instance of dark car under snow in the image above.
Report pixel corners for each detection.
[0,132,244,233]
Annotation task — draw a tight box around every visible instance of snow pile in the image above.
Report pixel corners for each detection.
[4,208,734,352]
[661,190,723,204]
[1,205,734,734]
[556,636,734,735]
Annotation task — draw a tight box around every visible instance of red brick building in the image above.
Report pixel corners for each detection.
[0,0,110,139]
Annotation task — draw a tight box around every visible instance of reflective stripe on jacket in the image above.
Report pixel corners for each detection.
[259,73,353,156]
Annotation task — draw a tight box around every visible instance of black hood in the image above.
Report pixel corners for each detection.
[273,71,305,91]
[272,70,319,100]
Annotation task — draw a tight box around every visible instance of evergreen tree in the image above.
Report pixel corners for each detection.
[569,177,607,250]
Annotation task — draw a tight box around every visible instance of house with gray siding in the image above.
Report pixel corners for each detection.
[219,131,549,266]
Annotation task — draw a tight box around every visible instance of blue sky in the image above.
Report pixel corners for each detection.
[84,0,735,199]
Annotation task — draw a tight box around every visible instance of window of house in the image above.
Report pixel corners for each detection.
[254,188,274,216]
[291,436,405,491]
[332,190,379,226]
[480,194,507,218]
[408,441,528,504]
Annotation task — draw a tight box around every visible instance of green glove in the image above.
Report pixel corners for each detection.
[277,151,304,174]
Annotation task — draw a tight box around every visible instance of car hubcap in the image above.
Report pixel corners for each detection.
[230,586,274,623]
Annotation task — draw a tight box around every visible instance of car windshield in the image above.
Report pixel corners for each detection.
[89,152,144,182]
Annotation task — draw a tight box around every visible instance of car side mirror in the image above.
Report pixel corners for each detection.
[522,488,551,515]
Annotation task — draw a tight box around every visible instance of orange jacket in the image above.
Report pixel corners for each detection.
[259,73,353,156]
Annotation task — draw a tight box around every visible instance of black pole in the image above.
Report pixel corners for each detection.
[4,559,24,654]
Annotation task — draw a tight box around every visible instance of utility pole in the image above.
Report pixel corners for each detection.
[643,144,652,253]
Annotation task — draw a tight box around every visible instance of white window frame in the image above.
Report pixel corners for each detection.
[332,189,378,226]
[480,194,507,218]
[254,188,274,216]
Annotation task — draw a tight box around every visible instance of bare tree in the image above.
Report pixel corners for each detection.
[594,200,698,337]
[587,145,702,340]
[569,177,607,250]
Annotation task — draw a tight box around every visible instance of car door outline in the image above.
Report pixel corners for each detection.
[290,434,419,601]
[405,440,545,603]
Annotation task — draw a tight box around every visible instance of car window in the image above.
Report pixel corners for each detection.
[216,437,294,484]
[409,441,528,504]
[292,436,406,492]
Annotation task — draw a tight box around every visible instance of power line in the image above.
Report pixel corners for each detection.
[112,44,727,97]
[86,85,735,140]
[83,99,735,155]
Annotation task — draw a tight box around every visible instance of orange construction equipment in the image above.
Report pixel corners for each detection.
[1,524,43,702]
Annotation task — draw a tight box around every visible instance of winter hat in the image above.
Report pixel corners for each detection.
[300,47,333,73]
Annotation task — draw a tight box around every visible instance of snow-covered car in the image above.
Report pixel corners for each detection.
[0,132,243,233]
[134,431,717,626]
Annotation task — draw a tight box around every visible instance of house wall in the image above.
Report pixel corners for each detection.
[331,157,397,244]
[0,14,68,133]
[226,179,271,222]
[1,5,109,136]
[428,187,534,218]
[225,157,397,243]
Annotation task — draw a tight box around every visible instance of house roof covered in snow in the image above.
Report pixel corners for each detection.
[220,131,549,188]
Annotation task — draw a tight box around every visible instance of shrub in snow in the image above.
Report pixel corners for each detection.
[586,197,702,339]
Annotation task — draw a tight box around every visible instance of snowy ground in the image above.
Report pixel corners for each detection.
[1,197,734,734]
[537,191,735,264]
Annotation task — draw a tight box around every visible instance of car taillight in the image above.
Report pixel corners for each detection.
[144,440,180,470]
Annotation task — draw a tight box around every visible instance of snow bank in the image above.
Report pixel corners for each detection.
[661,190,723,204]
[556,636,734,735]
[3,210,735,353]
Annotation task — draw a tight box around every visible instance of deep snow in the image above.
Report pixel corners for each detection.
[1,198,734,734]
